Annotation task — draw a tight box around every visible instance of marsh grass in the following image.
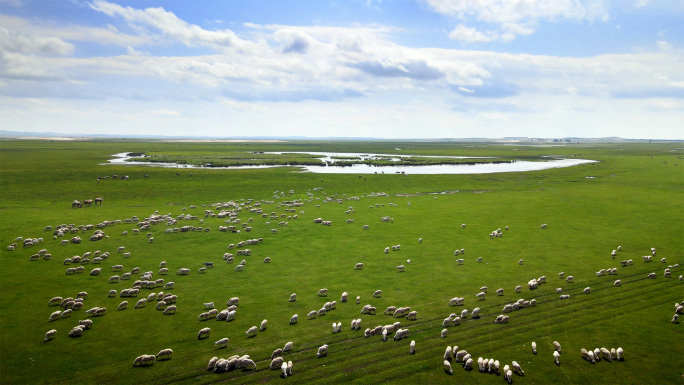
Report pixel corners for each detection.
[0,139,681,384]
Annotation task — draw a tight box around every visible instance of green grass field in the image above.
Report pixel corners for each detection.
[0,139,682,384]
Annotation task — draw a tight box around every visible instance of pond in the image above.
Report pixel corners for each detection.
[105,152,597,174]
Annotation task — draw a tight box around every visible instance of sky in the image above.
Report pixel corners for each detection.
[0,0,682,139]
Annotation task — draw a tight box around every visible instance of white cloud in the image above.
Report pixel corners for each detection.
[635,0,650,8]
[425,0,609,41]
[0,28,74,55]
[657,40,672,51]
[449,24,495,42]
[88,0,257,52]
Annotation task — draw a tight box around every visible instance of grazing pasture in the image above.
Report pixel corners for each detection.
[0,139,682,384]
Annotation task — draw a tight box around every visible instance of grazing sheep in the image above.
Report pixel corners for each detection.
[214,337,229,349]
[316,344,328,358]
[132,354,156,367]
[464,358,473,371]
[373,290,382,298]
[441,328,448,338]
[514,285,522,293]
[283,341,293,352]
[44,329,57,342]
[356,296,361,305]
[553,341,561,354]
[155,348,172,361]
[471,307,481,318]
[647,272,656,279]
[406,311,418,320]
[581,348,595,364]
[444,360,453,374]
[410,340,415,355]
[593,348,601,362]
[601,347,612,362]
[318,288,328,297]
[260,319,268,331]
[198,327,210,340]
[566,275,574,283]
[78,319,93,330]
[307,310,317,320]
[118,301,128,311]
[289,293,297,302]
[476,292,486,301]
[616,347,624,361]
[673,314,680,323]
[444,346,453,361]
[354,262,364,270]
[531,341,537,354]
[396,265,405,272]
[583,287,591,294]
[163,305,176,315]
[245,326,258,337]
[560,294,570,299]
[68,325,85,338]
[512,361,524,376]
[290,314,298,325]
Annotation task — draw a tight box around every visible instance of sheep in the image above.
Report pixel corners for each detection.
[611,348,617,360]
[394,328,409,340]
[512,361,524,376]
[476,292,486,301]
[132,354,156,367]
[260,319,268,331]
[354,262,364,270]
[560,294,570,299]
[460,309,468,319]
[316,344,328,358]
[601,347,612,362]
[373,290,382,298]
[471,307,481,318]
[289,293,297,302]
[514,285,522,293]
[318,288,328,297]
[593,348,601,361]
[553,341,561,354]
[340,292,348,302]
[396,265,405,272]
[581,348,595,364]
[616,347,624,361]
[227,297,239,307]
[356,296,361,305]
[214,337,229,349]
[307,310,317,319]
[245,326,258,337]
[283,341,293,353]
[135,299,147,309]
[496,288,504,296]
[444,360,453,374]
[290,314,298,325]
[163,305,176,315]
[118,301,128,311]
[44,329,57,342]
[456,258,464,265]
[68,325,85,338]
[195,327,211,340]
[48,311,62,322]
[153,348,173,362]
[444,346,453,361]
[156,301,168,311]
[463,358,473,371]
[566,275,574,283]
[409,340,415,355]
[163,281,174,290]
[583,287,591,294]
[647,272,656,279]
[406,311,417,320]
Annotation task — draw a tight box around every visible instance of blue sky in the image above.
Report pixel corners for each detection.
[0,0,682,139]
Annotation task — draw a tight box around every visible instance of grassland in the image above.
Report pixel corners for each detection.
[0,139,682,384]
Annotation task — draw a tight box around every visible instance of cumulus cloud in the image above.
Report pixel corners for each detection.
[0,28,74,55]
[426,0,609,42]
[88,0,255,52]
[449,24,495,43]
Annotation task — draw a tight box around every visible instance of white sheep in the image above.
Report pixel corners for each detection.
[290,314,298,325]
[566,275,574,283]
[284,341,293,352]
[214,337,229,349]
[197,327,210,340]
[245,326,258,337]
[156,348,173,361]
[396,265,405,272]
[553,341,561,354]
[318,288,328,297]
[316,344,328,358]
[410,340,415,355]
[373,290,382,298]
[441,328,448,338]
[444,359,453,374]
[44,329,57,342]
[463,358,473,371]
[260,319,268,331]
[616,347,624,361]
[554,351,562,366]
[583,287,591,294]
[512,360,524,375]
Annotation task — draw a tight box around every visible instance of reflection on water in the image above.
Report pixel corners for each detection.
[105,152,596,175]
